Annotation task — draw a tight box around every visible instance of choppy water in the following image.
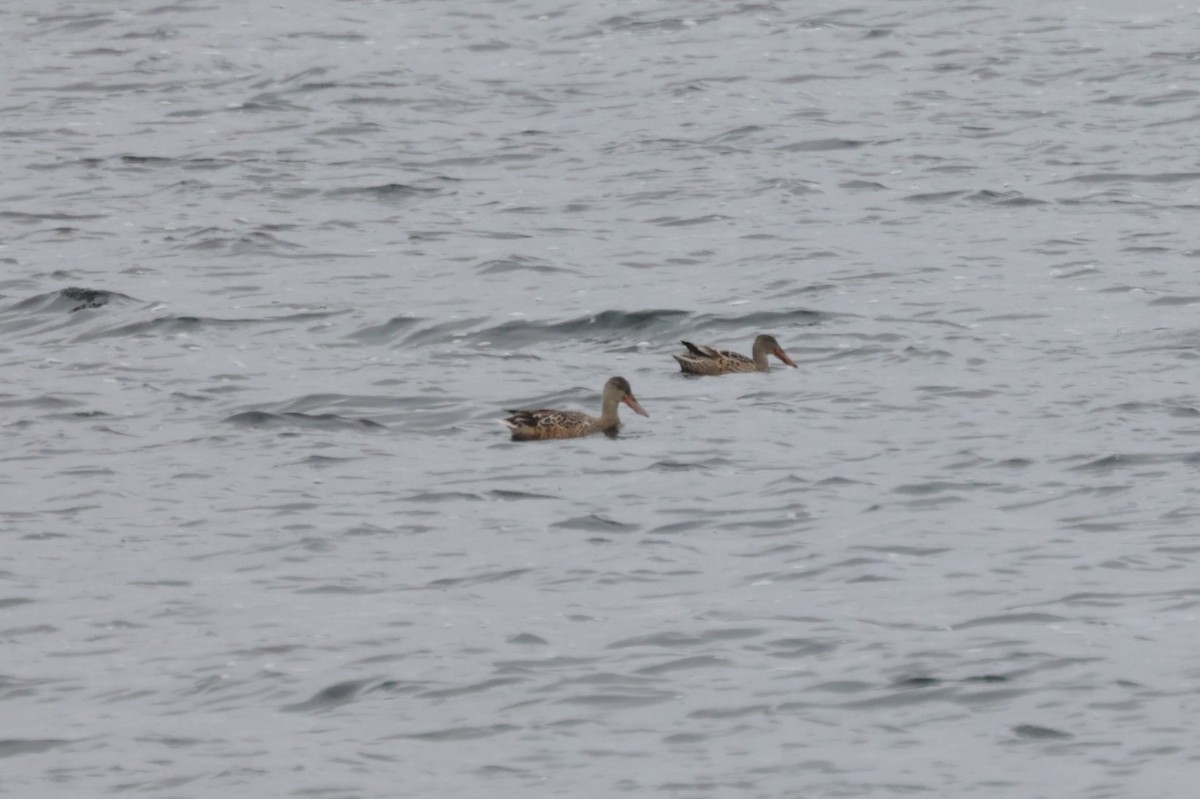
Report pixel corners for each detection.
[4,1,1200,796]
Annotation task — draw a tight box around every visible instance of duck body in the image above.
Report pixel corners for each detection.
[673,334,797,376]
[503,376,648,441]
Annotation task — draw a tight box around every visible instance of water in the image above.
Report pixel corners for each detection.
[4,1,1200,796]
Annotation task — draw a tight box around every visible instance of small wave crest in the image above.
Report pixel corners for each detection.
[346,308,822,351]
[223,411,386,430]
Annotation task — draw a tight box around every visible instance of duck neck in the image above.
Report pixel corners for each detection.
[751,341,771,371]
[597,391,622,426]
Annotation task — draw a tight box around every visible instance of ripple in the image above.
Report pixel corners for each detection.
[222,411,385,430]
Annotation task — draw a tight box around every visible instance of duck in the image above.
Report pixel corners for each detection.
[502,376,649,441]
[673,334,797,376]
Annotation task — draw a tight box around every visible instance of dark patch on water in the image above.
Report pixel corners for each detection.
[406,490,482,503]
[346,314,421,343]
[952,613,1069,630]
[477,255,571,274]
[1012,724,1073,740]
[0,739,75,758]
[118,155,235,170]
[1148,295,1200,306]
[779,138,873,152]
[395,724,521,741]
[488,489,556,500]
[428,568,533,588]
[324,183,442,201]
[223,411,386,430]
[551,515,637,533]
[2,286,135,314]
[281,678,377,713]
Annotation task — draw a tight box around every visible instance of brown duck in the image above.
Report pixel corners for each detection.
[673,334,797,376]
[502,376,649,441]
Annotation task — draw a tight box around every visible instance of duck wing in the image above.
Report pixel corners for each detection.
[680,340,723,359]
[680,340,752,363]
[682,341,752,364]
[503,409,595,439]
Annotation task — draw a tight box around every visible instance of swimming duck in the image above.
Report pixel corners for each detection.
[673,334,797,376]
[502,376,649,441]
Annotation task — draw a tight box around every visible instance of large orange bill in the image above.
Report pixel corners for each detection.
[623,395,649,417]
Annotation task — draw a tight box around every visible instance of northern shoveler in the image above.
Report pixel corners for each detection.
[673,334,797,376]
[502,376,649,441]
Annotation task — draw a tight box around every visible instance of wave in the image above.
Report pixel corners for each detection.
[903,189,1047,206]
[476,255,573,275]
[346,308,825,351]
[0,287,351,343]
[223,411,386,431]
[1,286,136,314]
[324,183,443,202]
[0,287,140,338]
[82,310,342,340]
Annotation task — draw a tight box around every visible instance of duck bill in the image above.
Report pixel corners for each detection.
[775,348,797,367]
[623,395,650,417]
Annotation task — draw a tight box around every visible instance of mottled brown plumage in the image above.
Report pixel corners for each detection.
[673,334,797,376]
[502,376,649,441]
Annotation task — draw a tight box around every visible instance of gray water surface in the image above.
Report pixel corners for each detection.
[4,1,1200,796]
